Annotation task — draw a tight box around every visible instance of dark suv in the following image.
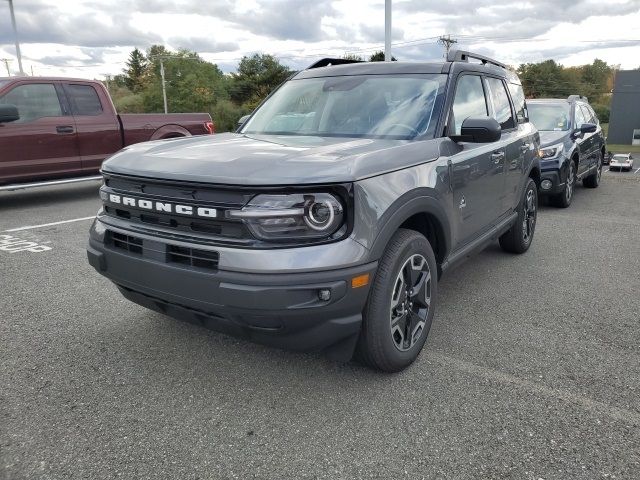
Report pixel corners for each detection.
[527,96,605,208]
[87,50,540,372]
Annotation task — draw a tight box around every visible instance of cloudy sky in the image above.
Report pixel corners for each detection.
[1,0,639,78]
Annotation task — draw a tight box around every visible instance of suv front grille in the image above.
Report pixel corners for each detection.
[107,230,219,272]
[167,245,220,270]
[111,232,143,254]
[101,173,254,244]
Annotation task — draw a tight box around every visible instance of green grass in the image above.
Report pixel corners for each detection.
[600,124,640,154]
[607,144,640,154]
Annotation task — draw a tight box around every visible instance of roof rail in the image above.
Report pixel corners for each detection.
[307,58,364,69]
[567,94,588,103]
[447,49,507,70]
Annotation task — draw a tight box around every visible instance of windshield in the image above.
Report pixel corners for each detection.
[527,102,571,131]
[242,74,446,140]
[612,155,628,160]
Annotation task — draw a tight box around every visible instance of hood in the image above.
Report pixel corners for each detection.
[538,130,569,148]
[102,133,443,185]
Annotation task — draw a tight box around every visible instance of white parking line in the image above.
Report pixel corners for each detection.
[635,167,640,174]
[3,216,95,232]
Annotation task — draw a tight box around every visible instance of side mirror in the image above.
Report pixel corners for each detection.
[0,104,19,123]
[237,114,250,131]
[451,117,501,143]
[579,123,596,134]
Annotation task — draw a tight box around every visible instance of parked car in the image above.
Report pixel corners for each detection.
[87,50,541,372]
[609,153,634,171]
[527,95,606,208]
[0,77,214,187]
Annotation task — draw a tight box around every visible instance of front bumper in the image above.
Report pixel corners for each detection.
[87,219,376,360]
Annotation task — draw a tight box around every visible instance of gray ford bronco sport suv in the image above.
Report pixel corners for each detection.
[87,50,541,372]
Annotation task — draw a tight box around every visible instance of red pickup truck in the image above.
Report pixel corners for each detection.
[0,77,214,187]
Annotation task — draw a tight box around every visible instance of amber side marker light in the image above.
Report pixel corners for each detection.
[351,273,370,288]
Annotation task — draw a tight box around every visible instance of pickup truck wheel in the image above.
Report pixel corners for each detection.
[499,178,537,254]
[551,160,575,208]
[356,229,437,372]
[583,153,602,188]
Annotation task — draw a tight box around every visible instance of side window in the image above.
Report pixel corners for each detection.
[587,105,599,124]
[580,105,594,124]
[485,77,516,130]
[0,83,63,123]
[66,84,103,116]
[508,83,527,124]
[451,75,487,135]
[574,105,587,128]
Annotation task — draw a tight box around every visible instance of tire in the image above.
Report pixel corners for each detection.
[356,229,437,372]
[583,152,603,188]
[499,178,537,254]
[551,160,576,208]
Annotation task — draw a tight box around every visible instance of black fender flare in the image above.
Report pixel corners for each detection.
[368,189,452,266]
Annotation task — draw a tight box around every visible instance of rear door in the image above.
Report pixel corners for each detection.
[63,82,121,173]
[449,73,506,249]
[573,104,592,176]
[0,81,80,184]
[484,76,523,214]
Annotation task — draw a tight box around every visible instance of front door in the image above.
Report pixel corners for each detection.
[449,74,506,249]
[0,82,80,184]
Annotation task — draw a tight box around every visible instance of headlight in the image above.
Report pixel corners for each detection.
[539,143,564,160]
[228,193,346,242]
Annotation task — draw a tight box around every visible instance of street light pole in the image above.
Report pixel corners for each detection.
[7,0,25,75]
[160,59,168,114]
[384,0,392,61]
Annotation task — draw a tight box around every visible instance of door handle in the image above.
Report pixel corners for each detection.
[56,125,75,134]
[491,151,505,164]
[520,143,530,152]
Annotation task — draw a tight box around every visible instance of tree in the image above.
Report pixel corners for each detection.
[342,53,364,61]
[142,48,227,114]
[229,54,291,108]
[124,48,148,92]
[369,51,397,62]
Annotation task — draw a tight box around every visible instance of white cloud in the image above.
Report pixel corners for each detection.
[0,0,639,79]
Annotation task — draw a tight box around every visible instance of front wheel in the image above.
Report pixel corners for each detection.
[583,153,602,188]
[356,229,437,372]
[499,178,537,254]
[551,160,575,208]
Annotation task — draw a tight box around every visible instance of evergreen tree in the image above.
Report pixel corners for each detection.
[124,48,148,92]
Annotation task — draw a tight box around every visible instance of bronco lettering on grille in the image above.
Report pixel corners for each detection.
[107,194,217,218]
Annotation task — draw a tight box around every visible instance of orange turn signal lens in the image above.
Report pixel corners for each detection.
[351,273,370,289]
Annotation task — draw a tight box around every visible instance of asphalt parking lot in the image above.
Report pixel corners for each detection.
[1,170,639,480]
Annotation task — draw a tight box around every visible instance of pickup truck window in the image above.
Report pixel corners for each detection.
[451,75,487,135]
[485,77,516,130]
[0,83,62,123]
[66,84,103,116]
[242,74,445,140]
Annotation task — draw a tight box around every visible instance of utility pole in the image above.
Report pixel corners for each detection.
[160,59,168,114]
[438,34,458,57]
[1,58,11,76]
[7,0,25,75]
[384,0,392,61]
